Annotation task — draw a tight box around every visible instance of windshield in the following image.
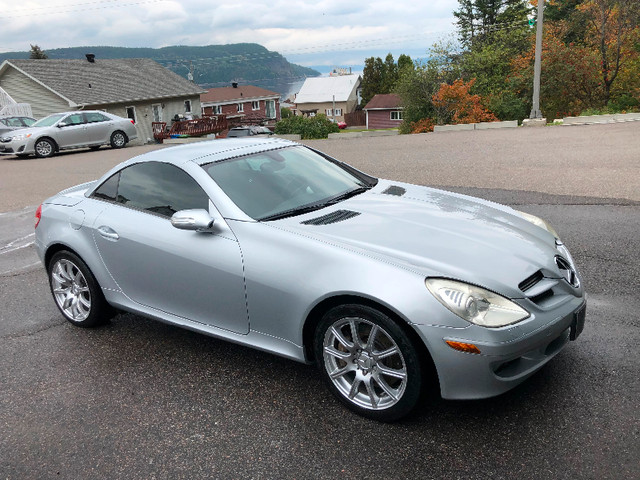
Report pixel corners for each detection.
[204,146,376,220]
[33,113,66,127]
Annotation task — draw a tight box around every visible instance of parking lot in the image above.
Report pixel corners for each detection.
[1,123,639,479]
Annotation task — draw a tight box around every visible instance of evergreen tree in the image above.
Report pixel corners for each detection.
[29,44,48,59]
[454,0,531,49]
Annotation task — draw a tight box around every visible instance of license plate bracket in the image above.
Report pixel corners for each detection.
[570,303,586,341]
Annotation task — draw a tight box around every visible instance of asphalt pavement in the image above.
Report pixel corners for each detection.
[0,123,639,479]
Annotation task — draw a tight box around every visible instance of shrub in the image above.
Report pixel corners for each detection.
[410,118,435,133]
[274,114,339,139]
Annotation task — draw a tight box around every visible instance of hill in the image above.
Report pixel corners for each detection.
[0,44,320,97]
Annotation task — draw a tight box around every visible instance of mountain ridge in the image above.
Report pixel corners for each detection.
[0,44,320,97]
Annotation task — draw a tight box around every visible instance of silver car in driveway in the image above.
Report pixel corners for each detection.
[34,138,586,421]
[0,110,137,158]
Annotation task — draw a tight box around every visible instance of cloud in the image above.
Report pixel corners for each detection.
[0,0,459,68]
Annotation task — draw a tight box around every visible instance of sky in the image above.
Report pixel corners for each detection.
[0,0,460,74]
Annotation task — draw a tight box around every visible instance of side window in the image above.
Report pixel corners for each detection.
[63,113,85,126]
[107,162,209,217]
[85,112,109,123]
[93,172,120,201]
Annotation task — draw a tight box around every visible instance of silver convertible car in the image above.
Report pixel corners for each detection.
[35,138,586,421]
[0,110,137,158]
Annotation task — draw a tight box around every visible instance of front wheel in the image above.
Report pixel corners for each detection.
[34,138,55,158]
[110,131,127,149]
[48,251,111,327]
[314,304,423,421]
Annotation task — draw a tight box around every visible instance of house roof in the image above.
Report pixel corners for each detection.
[363,94,402,110]
[0,58,205,106]
[201,85,280,104]
[295,75,360,104]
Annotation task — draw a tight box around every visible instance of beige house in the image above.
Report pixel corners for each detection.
[294,75,361,123]
[0,56,205,144]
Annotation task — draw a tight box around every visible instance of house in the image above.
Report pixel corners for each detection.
[0,56,205,144]
[363,94,403,129]
[200,84,280,126]
[294,75,361,123]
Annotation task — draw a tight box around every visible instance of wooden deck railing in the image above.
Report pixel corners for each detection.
[152,115,228,142]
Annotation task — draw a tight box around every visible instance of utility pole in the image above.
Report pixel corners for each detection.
[528,0,545,122]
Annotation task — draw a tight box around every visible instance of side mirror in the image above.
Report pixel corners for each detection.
[171,209,214,232]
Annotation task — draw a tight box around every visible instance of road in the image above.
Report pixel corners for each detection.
[0,123,638,479]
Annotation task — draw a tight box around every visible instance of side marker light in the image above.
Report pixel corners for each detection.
[445,341,481,354]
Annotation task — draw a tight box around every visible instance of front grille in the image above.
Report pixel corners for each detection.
[555,256,580,287]
[519,270,544,292]
[301,210,360,225]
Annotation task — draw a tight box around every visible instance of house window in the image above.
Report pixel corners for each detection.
[252,101,260,110]
[391,111,403,120]
[152,104,162,122]
[125,106,136,124]
[334,108,342,116]
[265,100,276,119]
[237,103,244,113]
[212,105,222,115]
[325,109,333,116]
[184,100,192,113]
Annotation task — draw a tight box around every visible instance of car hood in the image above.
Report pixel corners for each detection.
[275,181,561,298]
[1,126,44,138]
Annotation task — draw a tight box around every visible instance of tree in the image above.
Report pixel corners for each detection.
[432,78,498,124]
[510,25,603,118]
[579,0,640,104]
[454,0,531,49]
[360,53,413,106]
[29,44,48,59]
[395,59,450,133]
[360,56,385,106]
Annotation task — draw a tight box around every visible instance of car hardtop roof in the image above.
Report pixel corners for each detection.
[128,137,299,167]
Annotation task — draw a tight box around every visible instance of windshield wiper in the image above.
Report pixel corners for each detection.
[259,185,372,222]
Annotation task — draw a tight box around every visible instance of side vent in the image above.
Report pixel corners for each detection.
[519,270,544,292]
[382,185,406,197]
[302,210,360,226]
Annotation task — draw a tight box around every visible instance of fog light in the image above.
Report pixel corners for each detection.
[445,341,481,354]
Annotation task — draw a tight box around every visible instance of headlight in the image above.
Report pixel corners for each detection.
[515,210,560,240]
[425,278,529,328]
[9,133,32,141]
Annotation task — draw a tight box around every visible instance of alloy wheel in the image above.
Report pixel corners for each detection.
[50,258,92,322]
[323,317,408,410]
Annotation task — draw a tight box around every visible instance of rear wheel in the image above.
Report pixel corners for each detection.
[110,131,127,149]
[34,138,55,158]
[314,304,423,421]
[48,251,111,327]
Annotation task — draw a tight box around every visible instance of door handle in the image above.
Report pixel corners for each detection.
[97,226,119,241]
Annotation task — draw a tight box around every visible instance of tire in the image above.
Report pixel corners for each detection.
[110,131,127,149]
[314,304,423,421]
[48,250,112,327]
[34,138,55,158]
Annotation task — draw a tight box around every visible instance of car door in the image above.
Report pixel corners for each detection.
[54,113,88,148]
[90,161,249,334]
[83,112,113,144]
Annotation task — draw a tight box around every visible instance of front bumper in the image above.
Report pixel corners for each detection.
[415,294,586,400]
[0,138,32,155]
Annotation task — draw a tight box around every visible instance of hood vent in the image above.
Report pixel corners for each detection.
[382,185,406,197]
[302,210,360,225]
[519,270,544,292]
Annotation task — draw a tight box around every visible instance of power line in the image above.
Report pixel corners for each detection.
[1,0,168,19]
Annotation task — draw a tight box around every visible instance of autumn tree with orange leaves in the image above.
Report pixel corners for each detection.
[432,79,498,124]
